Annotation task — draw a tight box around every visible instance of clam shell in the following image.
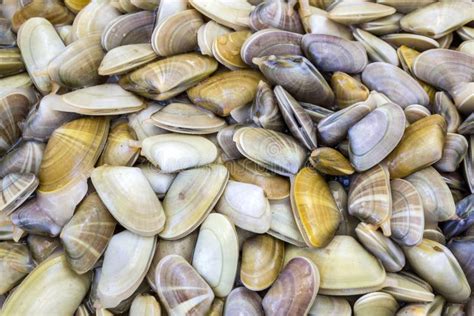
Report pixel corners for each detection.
[459,40,474,56]
[71,0,121,41]
[458,113,474,135]
[154,0,187,24]
[217,124,245,161]
[403,239,471,303]
[212,30,251,70]
[328,2,396,25]
[141,134,218,173]
[0,73,32,97]
[91,166,165,236]
[98,120,140,167]
[249,0,303,33]
[348,164,392,236]
[65,0,91,13]
[11,198,61,236]
[128,105,167,141]
[448,237,474,289]
[434,133,468,173]
[98,231,156,308]
[291,167,341,248]
[381,33,440,51]
[151,10,203,57]
[197,21,232,57]
[0,173,38,214]
[359,13,403,36]
[396,295,445,316]
[353,28,399,66]
[330,180,358,238]
[301,102,334,123]
[250,80,286,131]
[465,135,474,193]
[99,44,158,76]
[189,0,252,30]
[298,4,352,39]
[382,272,434,303]
[0,48,24,78]
[233,127,307,177]
[160,164,228,240]
[376,0,436,14]
[310,147,354,176]
[102,11,154,51]
[192,213,239,297]
[0,18,16,47]
[353,292,398,316]
[26,234,60,263]
[224,287,264,316]
[0,241,35,295]
[187,69,263,116]
[285,236,386,295]
[441,194,474,240]
[309,295,351,316]
[131,0,159,10]
[60,192,116,275]
[1,253,91,315]
[129,294,161,316]
[404,104,431,124]
[433,91,461,133]
[331,71,369,109]
[262,257,319,315]
[268,198,306,247]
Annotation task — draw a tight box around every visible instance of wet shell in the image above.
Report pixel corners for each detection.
[434,133,468,173]
[0,173,38,215]
[310,147,354,176]
[0,48,24,78]
[129,294,161,316]
[99,44,158,76]
[348,164,392,236]
[381,33,440,51]
[189,0,252,30]
[308,295,351,316]
[250,81,285,131]
[353,292,398,316]
[91,166,166,237]
[60,192,116,275]
[212,30,251,70]
[11,0,75,32]
[217,124,245,161]
[0,242,35,295]
[331,71,369,109]
[390,179,424,247]
[268,198,306,247]
[156,255,214,315]
[328,1,396,25]
[249,0,304,33]
[11,198,62,236]
[298,4,352,39]
[359,13,403,36]
[353,28,399,66]
[224,287,264,316]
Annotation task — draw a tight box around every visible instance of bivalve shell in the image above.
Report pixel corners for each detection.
[224,287,264,316]
[189,0,252,30]
[0,173,38,215]
[353,292,398,316]
[0,242,35,295]
[98,44,158,76]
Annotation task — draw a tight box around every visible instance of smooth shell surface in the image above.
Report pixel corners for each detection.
[268,198,306,247]
[224,287,264,316]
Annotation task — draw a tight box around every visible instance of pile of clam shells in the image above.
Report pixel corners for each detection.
[0,0,473,315]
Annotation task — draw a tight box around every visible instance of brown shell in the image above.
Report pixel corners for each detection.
[309,147,355,176]
[11,0,75,32]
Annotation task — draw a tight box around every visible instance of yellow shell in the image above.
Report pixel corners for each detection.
[309,147,355,176]
[212,30,251,70]
[331,71,369,109]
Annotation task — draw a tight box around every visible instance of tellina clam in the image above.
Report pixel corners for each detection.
[331,71,369,109]
[0,241,35,295]
[224,287,264,316]
[97,119,140,167]
[250,0,303,34]
[250,80,286,131]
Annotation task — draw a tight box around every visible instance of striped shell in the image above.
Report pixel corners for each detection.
[0,141,45,178]
[249,0,303,33]
[224,287,264,316]
[0,241,35,295]
[0,173,38,214]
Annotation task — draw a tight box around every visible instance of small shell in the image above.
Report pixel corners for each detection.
[396,295,446,316]
[0,48,24,78]
[353,292,399,316]
[128,105,167,141]
[465,135,474,193]
[11,198,62,236]
[309,147,354,176]
[331,71,369,109]
[98,120,139,167]
[189,0,252,30]
[26,234,60,263]
[433,91,461,134]
[404,104,431,124]
[381,33,440,51]
[129,294,161,316]
[328,1,396,25]
[217,124,245,161]
[71,1,121,41]
[268,198,306,247]
[359,13,403,35]
[224,287,264,316]
[98,44,158,76]
[197,21,232,57]
[212,30,251,70]
[11,0,75,32]
[381,272,434,303]
[250,80,286,131]
[308,295,351,316]
[0,173,38,214]
[434,133,468,173]
[0,242,35,295]
[249,0,303,33]
[353,28,399,66]
[298,4,352,39]
[376,0,436,14]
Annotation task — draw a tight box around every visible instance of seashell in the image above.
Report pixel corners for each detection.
[241,234,285,291]
[253,55,334,107]
[353,28,399,66]
[130,0,158,10]
[229,103,253,125]
[250,80,286,131]
[11,0,75,33]
[330,181,358,237]
[355,222,405,272]
[400,1,473,39]
[60,192,116,274]
[291,167,341,248]
[328,1,396,25]
[189,0,252,30]
[91,166,165,237]
[302,34,368,74]
[151,103,226,135]
[224,287,264,316]
[0,48,24,78]
[359,13,403,36]
[465,135,474,193]
[160,164,228,240]
[318,97,376,146]
[1,253,91,315]
[309,147,354,176]
[26,234,60,263]
[0,242,35,295]
[298,4,352,39]
[458,113,474,135]
[71,0,121,41]
[381,272,434,303]
[285,236,386,295]
[268,198,306,246]
[207,298,225,316]
[121,53,218,101]
[0,213,15,241]
[301,102,334,123]
[448,237,474,289]
[403,239,471,303]
[187,69,263,116]
[441,194,474,240]
[151,10,203,57]
[381,33,440,51]
[437,32,454,49]
[354,292,398,316]
[386,115,447,179]
[141,134,218,173]
[233,127,307,177]
[75,304,90,316]
[192,213,239,297]
[98,120,140,167]
[216,124,244,161]
[216,180,271,234]
[331,72,369,109]
[128,104,167,141]
[362,62,429,108]
[262,256,319,315]
[348,103,405,172]
[443,303,466,316]
[376,0,436,14]
[434,133,468,173]
[0,74,33,100]
[0,18,16,47]
[423,228,447,245]
[457,25,474,41]
[308,295,351,316]
[65,0,91,13]
[433,91,461,133]
[129,294,161,316]
[197,21,232,57]
[249,0,304,33]
[101,11,154,51]
[459,40,474,56]
[99,44,157,76]
[274,85,317,150]
[396,295,446,316]
[212,30,251,70]
[55,25,73,45]
[11,198,62,236]
[0,173,38,214]
[404,104,430,124]
[98,231,156,308]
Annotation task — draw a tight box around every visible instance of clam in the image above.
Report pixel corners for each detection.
[268,198,306,247]
[189,0,252,30]
[441,194,474,240]
[0,18,16,47]
[131,0,159,10]
[400,1,473,39]
[330,180,359,238]
[0,213,16,241]
[250,80,286,131]
[465,135,474,193]
[216,180,271,234]
[348,103,405,172]
[302,34,368,73]
[355,222,405,272]
[233,127,307,177]
[98,44,158,76]
[301,102,334,123]
[11,0,75,32]
[298,3,352,39]
[458,113,474,135]
[443,303,466,316]
[433,92,461,133]
[262,256,319,315]
[65,0,91,13]
[359,13,403,36]
[37,117,109,227]
[274,85,317,150]
[253,55,334,107]
[224,287,264,316]
[0,73,32,97]
[0,242,35,295]
[331,72,369,109]
[328,1,396,25]
[309,147,354,176]
[448,237,474,288]
[404,104,431,124]
[376,0,436,14]
[434,133,468,173]
[71,0,121,41]
[17,17,66,95]
[187,69,263,116]
[249,0,304,33]
[197,21,232,57]
[60,192,116,274]
[91,166,166,236]
[0,254,91,315]
[55,25,73,45]
[285,236,386,295]
[353,28,399,66]
[354,292,398,316]
[151,10,203,57]
[308,295,351,316]
[0,48,24,78]
[128,104,167,141]
[212,30,251,70]
[192,213,239,297]
[151,103,226,134]
[11,198,62,236]
[348,164,392,236]
[403,239,471,303]
[160,164,228,240]
[381,33,440,51]
[102,11,154,51]
[98,120,140,166]
[423,228,447,245]
[129,294,161,316]
[396,295,446,316]
[459,40,474,56]
[224,159,290,200]
[381,272,435,303]
[229,103,253,124]
[438,32,454,49]
[120,53,218,101]
[0,173,38,214]
[217,124,245,161]
[26,234,60,263]
[386,115,447,179]
[141,134,218,173]
[98,231,156,308]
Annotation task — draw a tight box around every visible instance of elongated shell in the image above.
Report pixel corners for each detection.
[0,173,38,214]
[1,253,91,315]
[381,272,434,303]
[331,71,369,109]
[99,44,157,76]
[11,198,62,236]
[309,147,354,176]
[189,0,252,30]
[433,91,461,133]
[465,135,474,194]
[434,133,468,173]
[404,104,431,124]
[0,242,35,295]
[224,287,264,316]
[198,21,232,57]
[98,231,156,308]
[328,1,396,25]
[268,198,306,247]
[71,0,121,41]
[91,166,165,237]
[250,80,285,131]
[249,0,303,33]
[298,4,352,39]
[353,292,398,316]
[60,192,116,274]
[353,28,399,66]
[309,295,351,316]
[129,294,161,316]
[98,120,139,166]
[0,48,24,78]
